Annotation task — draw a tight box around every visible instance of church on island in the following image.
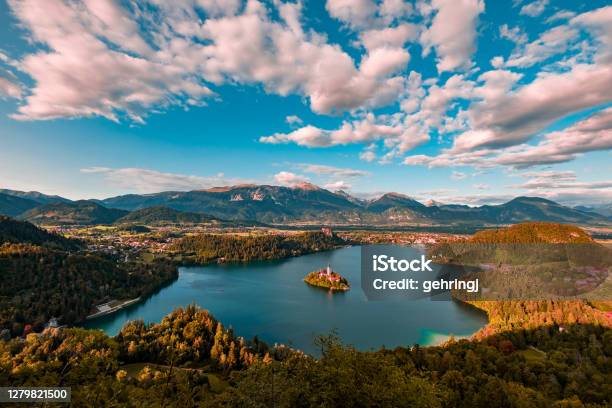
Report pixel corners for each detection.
[304,264,350,291]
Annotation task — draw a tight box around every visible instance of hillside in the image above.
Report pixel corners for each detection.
[0,245,177,335]
[19,200,128,225]
[115,206,219,225]
[0,216,79,250]
[115,205,264,227]
[0,193,39,217]
[470,222,594,244]
[171,231,346,263]
[0,306,609,406]
[0,188,71,204]
[576,203,612,218]
[453,222,612,340]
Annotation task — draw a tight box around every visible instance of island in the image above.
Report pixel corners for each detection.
[304,265,350,291]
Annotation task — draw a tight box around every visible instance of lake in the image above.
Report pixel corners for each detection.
[84,246,487,355]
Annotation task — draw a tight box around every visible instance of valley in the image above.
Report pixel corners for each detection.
[0,200,610,407]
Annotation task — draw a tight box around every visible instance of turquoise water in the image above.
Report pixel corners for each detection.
[84,246,487,354]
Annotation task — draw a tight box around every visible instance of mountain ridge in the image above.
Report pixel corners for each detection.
[1,186,609,226]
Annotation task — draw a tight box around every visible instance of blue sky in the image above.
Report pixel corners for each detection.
[0,0,610,205]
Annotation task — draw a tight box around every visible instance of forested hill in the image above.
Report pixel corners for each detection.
[115,206,219,224]
[114,205,264,227]
[469,222,594,243]
[0,193,38,217]
[19,200,128,225]
[171,231,346,263]
[0,216,80,250]
[0,306,609,406]
[0,246,177,336]
[460,222,611,337]
[0,217,177,337]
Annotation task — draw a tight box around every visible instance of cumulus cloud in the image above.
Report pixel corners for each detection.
[0,76,21,99]
[359,150,376,162]
[493,107,612,168]
[420,0,485,72]
[8,0,214,121]
[324,180,352,191]
[546,10,576,23]
[359,24,418,50]
[499,24,528,46]
[273,171,309,187]
[6,0,411,121]
[519,0,548,17]
[452,63,612,152]
[326,0,413,30]
[405,107,612,169]
[503,25,578,68]
[360,47,410,78]
[325,0,377,29]
[405,7,612,167]
[359,144,378,162]
[260,114,406,147]
[286,115,303,125]
[80,167,254,193]
[571,6,612,63]
[4,0,611,180]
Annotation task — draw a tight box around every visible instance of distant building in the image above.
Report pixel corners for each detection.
[46,317,59,329]
[321,227,333,237]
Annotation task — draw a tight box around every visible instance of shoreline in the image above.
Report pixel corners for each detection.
[86,297,142,320]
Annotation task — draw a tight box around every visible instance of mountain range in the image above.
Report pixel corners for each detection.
[0,184,609,226]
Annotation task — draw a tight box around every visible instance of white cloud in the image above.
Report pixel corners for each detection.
[499,24,528,46]
[297,164,370,178]
[7,0,214,122]
[420,0,485,72]
[324,180,352,191]
[0,76,21,99]
[504,25,579,68]
[273,171,309,187]
[260,114,405,147]
[452,63,612,152]
[571,6,612,64]
[473,183,489,190]
[546,10,576,23]
[359,24,418,50]
[519,0,548,17]
[451,171,467,180]
[6,0,411,121]
[326,0,413,30]
[195,0,242,17]
[360,47,410,78]
[517,170,576,182]
[80,167,254,193]
[494,107,612,168]
[405,107,612,169]
[326,0,377,29]
[286,115,303,125]
[508,170,612,206]
[379,0,413,22]
[359,150,376,162]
